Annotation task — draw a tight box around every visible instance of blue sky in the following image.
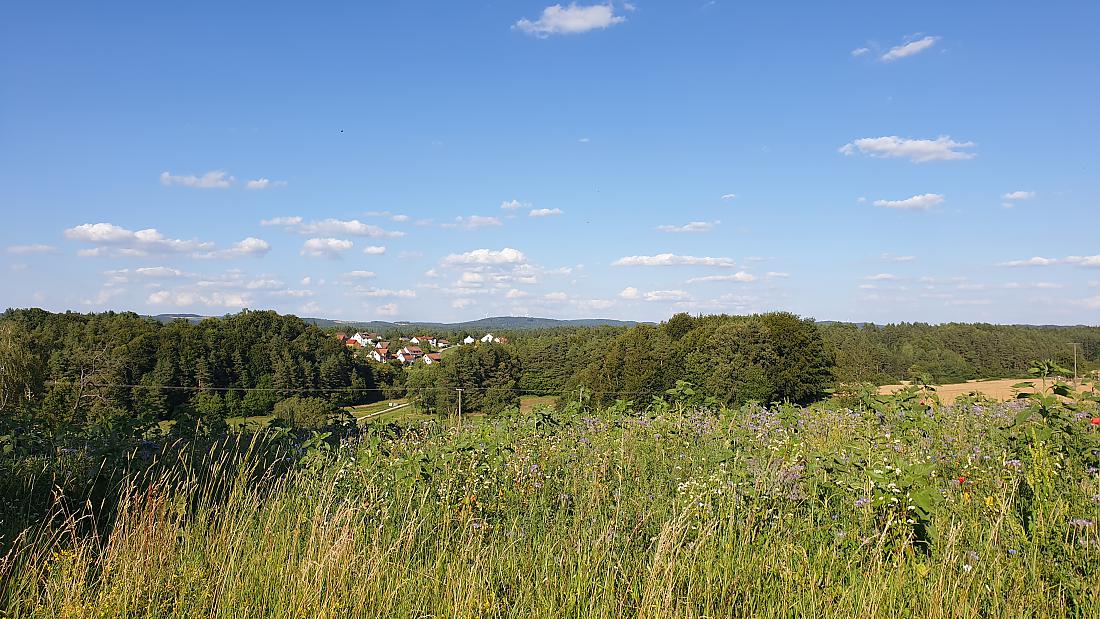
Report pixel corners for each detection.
[2,1,1098,324]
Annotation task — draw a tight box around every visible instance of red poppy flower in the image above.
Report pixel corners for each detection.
[958,476,967,484]
[1090,417,1100,425]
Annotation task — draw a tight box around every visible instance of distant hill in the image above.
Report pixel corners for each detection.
[146,313,639,331]
[303,316,641,332]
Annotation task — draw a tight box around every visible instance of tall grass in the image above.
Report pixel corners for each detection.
[2,400,1098,618]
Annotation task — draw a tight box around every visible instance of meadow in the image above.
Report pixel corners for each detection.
[1,387,1098,618]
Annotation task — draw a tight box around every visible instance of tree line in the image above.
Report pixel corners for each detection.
[3,308,1098,430]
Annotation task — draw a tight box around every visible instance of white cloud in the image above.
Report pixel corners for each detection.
[244,278,284,290]
[391,214,409,222]
[260,216,302,227]
[198,237,271,259]
[375,303,400,317]
[64,223,215,256]
[873,193,944,211]
[881,35,939,62]
[300,238,353,259]
[998,256,1058,267]
[296,218,405,237]
[441,248,527,267]
[501,199,528,210]
[644,290,691,302]
[840,136,976,162]
[160,170,234,189]
[506,288,529,299]
[363,245,387,255]
[720,193,737,201]
[345,270,376,279]
[354,287,416,298]
[146,289,249,308]
[300,276,312,286]
[529,208,563,217]
[452,298,475,310]
[864,273,898,281]
[613,253,736,267]
[1003,190,1036,201]
[656,220,719,233]
[5,244,56,255]
[134,266,188,278]
[443,215,502,229]
[245,178,287,190]
[618,286,640,300]
[686,272,755,283]
[514,3,625,37]
[765,271,790,279]
[1065,255,1100,267]
[545,292,568,301]
[851,47,870,57]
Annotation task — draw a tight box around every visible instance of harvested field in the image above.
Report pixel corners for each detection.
[879,377,1097,401]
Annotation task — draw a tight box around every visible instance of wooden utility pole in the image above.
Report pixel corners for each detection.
[456,388,463,428]
[1069,343,1083,388]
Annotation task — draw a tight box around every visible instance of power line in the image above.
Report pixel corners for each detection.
[39,380,664,396]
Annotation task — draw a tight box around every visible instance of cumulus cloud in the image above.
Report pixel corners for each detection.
[501,199,528,210]
[686,272,755,283]
[64,223,215,257]
[997,256,1058,267]
[873,193,944,211]
[442,215,502,229]
[1003,190,1036,201]
[529,208,563,217]
[197,237,271,259]
[613,253,736,267]
[656,221,719,233]
[618,286,640,300]
[345,271,376,279]
[839,136,976,162]
[441,248,527,267]
[721,193,737,201]
[864,273,898,281]
[514,3,625,37]
[245,178,287,190]
[644,290,691,302]
[354,287,416,298]
[147,289,249,308]
[300,238,353,259]
[260,216,302,227]
[5,244,57,255]
[851,47,870,57]
[881,35,939,62]
[160,170,234,189]
[363,245,386,255]
[263,217,404,238]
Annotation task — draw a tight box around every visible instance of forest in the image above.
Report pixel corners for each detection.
[2,308,1098,434]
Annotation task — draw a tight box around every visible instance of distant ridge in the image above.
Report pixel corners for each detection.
[304,315,641,332]
[149,313,640,331]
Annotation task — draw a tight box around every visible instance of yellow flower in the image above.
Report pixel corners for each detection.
[985,496,995,508]
[962,492,971,503]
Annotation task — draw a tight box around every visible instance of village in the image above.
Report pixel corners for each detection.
[334,330,508,365]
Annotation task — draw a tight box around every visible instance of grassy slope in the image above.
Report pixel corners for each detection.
[4,402,1099,617]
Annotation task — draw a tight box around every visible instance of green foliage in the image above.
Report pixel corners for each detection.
[272,396,351,429]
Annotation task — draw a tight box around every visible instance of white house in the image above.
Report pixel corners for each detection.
[370,348,389,363]
[349,332,370,347]
[422,352,442,365]
[480,333,495,343]
[462,336,476,345]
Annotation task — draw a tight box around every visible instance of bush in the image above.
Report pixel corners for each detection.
[272,396,351,429]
